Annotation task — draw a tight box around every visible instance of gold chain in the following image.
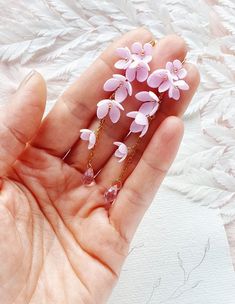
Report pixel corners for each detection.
[149,39,157,47]
[87,118,106,168]
[117,136,142,184]
[87,92,117,168]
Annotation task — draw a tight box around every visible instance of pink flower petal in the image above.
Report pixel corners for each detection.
[147,71,165,88]
[115,149,124,158]
[131,42,142,54]
[139,102,154,115]
[116,47,131,59]
[135,112,148,125]
[80,129,91,140]
[166,61,173,72]
[113,74,126,82]
[132,54,141,61]
[144,43,153,56]
[88,132,96,149]
[126,67,136,82]
[136,64,149,82]
[127,111,138,118]
[169,86,180,100]
[119,143,128,155]
[135,91,152,102]
[175,80,189,90]
[173,59,182,69]
[150,102,159,116]
[97,102,109,119]
[114,141,122,147]
[115,59,131,69]
[149,91,159,102]
[129,60,139,69]
[143,55,152,63]
[140,123,149,137]
[112,100,124,110]
[115,86,128,102]
[97,99,110,106]
[158,79,171,92]
[104,78,119,91]
[178,68,187,79]
[109,105,121,123]
[125,81,132,96]
[130,121,143,133]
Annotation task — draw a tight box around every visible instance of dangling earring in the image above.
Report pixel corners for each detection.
[80,40,157,185]
[105,58,189,204]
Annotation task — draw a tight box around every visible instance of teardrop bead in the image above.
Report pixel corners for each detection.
[83,167,94,185]
[104,185,119,204]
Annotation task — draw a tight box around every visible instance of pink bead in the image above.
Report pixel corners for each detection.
[104,185,119,204]
[83,167,94,185]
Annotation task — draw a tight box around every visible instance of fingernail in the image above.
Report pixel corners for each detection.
[17,70,36,91]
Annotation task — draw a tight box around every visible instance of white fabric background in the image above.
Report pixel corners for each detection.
[0,0,235,303]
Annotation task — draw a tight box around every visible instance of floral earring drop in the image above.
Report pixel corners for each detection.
[80,40,156,185]
[80,75,131,185]
[147,59,189,100]
[105,59,189,204]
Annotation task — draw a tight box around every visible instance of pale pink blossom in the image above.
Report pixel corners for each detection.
[131,42,153,63]
[126,60,150,82]
[147,69,173,93]
[135,91,160,116]
[115,47,132,69]
[103,74,132,103]
[97,99,124,123]
[127,111,149,137]
[114,142,128,162]
[166,59,187,80]
[168,80,189,100]
[114,42,153,72]
[80,129,96,149]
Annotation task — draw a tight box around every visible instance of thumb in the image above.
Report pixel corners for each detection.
[0,70,47,177]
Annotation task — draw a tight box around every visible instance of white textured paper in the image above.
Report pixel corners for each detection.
[109,189,235,304]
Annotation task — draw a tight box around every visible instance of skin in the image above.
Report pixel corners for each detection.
[0,29,199,304]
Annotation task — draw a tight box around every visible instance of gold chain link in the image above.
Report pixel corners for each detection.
[87,118,106,168]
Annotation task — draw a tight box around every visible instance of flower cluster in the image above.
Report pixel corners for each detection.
[80,72,131,149]
[114,60,189,162]
[80,42,153,150]
[115,42,153,82]
[127,91,159,138]
[148,59,189,100]
[80,41,189,164]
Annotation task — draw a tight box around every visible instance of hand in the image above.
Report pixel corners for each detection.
[0,28,199,304]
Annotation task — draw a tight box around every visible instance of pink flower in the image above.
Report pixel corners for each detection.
[126,60,150,82]
[114,42,153,71]
[114,142,128,162]
[166,59,187,80]
[135,91,160,116]
[127,111,149,137]
[147,69,173,93]
[131,42,153,63]
[168,80,189,100]
[97,99,124,123]
[115,47,132,69]
[103,74,132,103]
[80,129,96,149]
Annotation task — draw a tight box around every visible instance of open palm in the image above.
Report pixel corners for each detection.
[0,29,199,304]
